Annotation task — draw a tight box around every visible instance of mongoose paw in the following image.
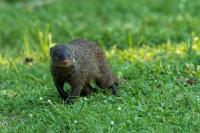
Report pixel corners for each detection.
[65,96,79,104]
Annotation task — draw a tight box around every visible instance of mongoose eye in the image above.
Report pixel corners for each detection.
[66,54,71,58]
[57,54,65,60]
[53,56,59,60]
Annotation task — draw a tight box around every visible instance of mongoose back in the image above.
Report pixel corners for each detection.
[50,39,117,102]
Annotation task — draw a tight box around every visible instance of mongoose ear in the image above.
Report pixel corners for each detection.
[50,46,55,56]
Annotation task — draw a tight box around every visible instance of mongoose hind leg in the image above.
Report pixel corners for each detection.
[112,75,119,86]
[109,84,117,95]
[96,77,117,95]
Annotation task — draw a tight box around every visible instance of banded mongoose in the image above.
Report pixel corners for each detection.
[50,39,117,102]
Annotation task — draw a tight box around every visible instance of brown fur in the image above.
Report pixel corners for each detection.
[50,39,117,102]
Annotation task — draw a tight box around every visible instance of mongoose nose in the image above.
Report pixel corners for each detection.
[63,60,69,65]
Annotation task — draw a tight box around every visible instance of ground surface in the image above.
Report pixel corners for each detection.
[0,0,200,132]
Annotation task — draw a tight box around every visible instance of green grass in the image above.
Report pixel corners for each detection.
[0,0,200,132]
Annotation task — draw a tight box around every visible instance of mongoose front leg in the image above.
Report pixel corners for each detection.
[66,83,83,103]
[54,79,68,100]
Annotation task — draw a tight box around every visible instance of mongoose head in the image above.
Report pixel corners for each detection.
[50,45,74,67]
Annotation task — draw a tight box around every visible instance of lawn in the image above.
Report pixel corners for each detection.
[0,0,200,132]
